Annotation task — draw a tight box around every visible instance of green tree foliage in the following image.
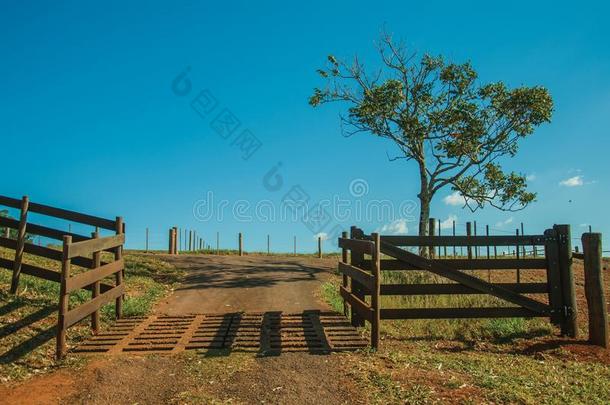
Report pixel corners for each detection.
[310,33,553,236]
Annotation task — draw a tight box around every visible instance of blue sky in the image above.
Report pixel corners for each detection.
[1,1,609,252]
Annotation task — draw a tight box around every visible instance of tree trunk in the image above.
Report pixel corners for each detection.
[417,161,431,256]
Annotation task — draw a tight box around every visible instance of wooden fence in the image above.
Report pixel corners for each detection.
[339,224,578,349]
[0,195,125,358]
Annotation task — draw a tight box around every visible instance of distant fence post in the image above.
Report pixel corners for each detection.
[239,232,243,256]
[145,227,149,253]
[114,217,124,319]
[10,195,29,294]
[582,232,608,348]
[555,224,577,337]
[174,227,179,254]
[216,232,219,254]
[168,228,174,254]
[267,235,270,255]
[318,236,322,258]
[371,232,381,349]
[57,235,72,359]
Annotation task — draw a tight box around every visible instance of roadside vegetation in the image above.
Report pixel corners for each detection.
[321,262,610,404]
[0,248,183,383]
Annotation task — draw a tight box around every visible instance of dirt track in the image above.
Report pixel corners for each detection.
[157,254,335,314]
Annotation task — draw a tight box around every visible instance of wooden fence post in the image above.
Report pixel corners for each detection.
[3,227,9,238]
[115,217,124,319]
[371,232,381,349]
[57,235,71,359]
[466,221,472,260]
[145,227,149,252]
[318,236,322,258]
[555,224,577,337]
[516,228,521,283]
[341,231,349,317]
[582,232,608,348]
[428,218,436,259]
[239,232,243,256]
[189,230,193,251]
[10,196,29,294]
[474,220,478,258]
[168,228,174,254]
[91,231,101,334]
[174,227,179,254]
[544,227,564,327]
[350,226,366,327]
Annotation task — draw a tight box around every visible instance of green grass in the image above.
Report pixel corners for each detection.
[0,248,184,383]
[381,343,610,404]
[321,270,610,404]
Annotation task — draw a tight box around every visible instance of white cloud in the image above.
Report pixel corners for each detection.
[313,232,328,241]
[440,214,457,230]
[376,218,408,235]
[559,175,583,187]
[495,217,514,228]
[526,173,536,181]
[443,191,466,206]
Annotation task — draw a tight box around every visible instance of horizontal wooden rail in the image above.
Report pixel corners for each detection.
[338,262,374,290]
[0,236,104,269]
[0,195,116,230]
[0,257,113,292]
[65,259,124,293]
[376,234,547,247]
[338,238,374,254]
[379,283,548,295]
[66,234,125,259]
[340,286,373,322]
[380,307,544,319]
[0,257,61,283]
[362,258,548,271]
[63,284,125,328]
[0,216,89,242]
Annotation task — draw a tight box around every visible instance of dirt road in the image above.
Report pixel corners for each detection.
[157,254,335,314]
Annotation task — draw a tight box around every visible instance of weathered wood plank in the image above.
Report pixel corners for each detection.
[338,237,374,255]
[378,235,547,247]
[0,216,89,242]
[339,286,373,322]
[0,257,61,282]
[380,283,548,295]
[66,234,125,259]
[380,307,543,320]
[66,259,124,293]
[28,201,116,230]
[338,262,373,290]
[63,284,125,328]
[364,258,548,271]
[0,195,22,209]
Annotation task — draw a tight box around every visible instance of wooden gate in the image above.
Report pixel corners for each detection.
[338,225,577,349]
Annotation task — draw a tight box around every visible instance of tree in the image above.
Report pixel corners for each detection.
[309,33,553,240]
